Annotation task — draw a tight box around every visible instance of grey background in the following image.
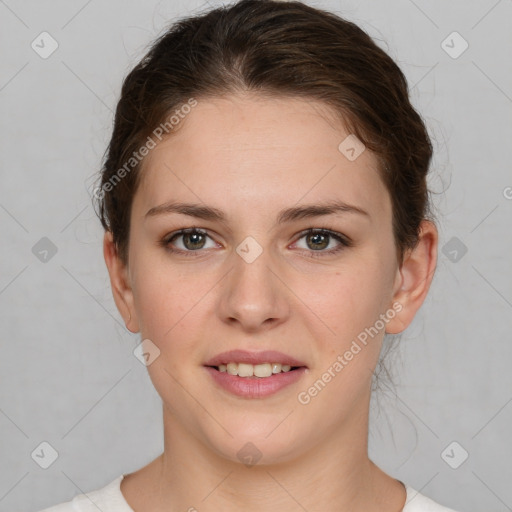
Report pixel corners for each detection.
[1,0,511,511]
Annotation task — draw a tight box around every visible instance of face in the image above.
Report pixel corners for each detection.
[105,93,434,466]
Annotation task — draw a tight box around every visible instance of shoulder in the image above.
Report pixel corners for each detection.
[36,475,132,512]
[403,484,462,512]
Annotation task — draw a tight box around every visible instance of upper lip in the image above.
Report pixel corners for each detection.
[204,350,307,368]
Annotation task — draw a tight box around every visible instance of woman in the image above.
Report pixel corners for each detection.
[41,0,460,510]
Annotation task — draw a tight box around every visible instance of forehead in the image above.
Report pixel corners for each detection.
[134,93,390,222]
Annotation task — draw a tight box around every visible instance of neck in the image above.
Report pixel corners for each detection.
[142,396,405,512]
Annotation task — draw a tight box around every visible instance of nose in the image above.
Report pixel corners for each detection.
[217,245,290,333]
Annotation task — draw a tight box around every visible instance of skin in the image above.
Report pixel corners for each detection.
[104,92,438,512]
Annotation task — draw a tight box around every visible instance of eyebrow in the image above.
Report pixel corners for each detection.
[145,199,370,224]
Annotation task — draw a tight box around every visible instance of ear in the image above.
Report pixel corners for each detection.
[103,231,140,333]
[385,220,438,334]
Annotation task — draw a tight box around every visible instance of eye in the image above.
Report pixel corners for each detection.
[162,228,218,254]
[161,227,352,258]
[292,228,352,258]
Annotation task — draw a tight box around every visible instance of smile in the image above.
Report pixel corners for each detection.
[214,362,298,378]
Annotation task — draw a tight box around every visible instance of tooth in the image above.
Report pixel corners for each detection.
[218,362,297,377]
[237,363,254,377]
[271,363,282,374]
[227,363,238,375]
[254,363,272,377]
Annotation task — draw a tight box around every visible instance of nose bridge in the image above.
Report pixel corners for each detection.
[219,236,289,329]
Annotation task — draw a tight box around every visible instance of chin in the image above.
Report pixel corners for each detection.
[199,417,311,468]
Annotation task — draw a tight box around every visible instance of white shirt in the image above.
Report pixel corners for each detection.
[38,475,461,511]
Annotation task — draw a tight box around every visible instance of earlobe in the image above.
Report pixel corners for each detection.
[103,231,140,333]
[385,220,438,334]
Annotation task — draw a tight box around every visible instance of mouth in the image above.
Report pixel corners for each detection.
[203,350,308,398]
[203,349,308,376]
[206,362,305,378]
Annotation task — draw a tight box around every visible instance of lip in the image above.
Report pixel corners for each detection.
[203,350,308,399]
[204,366,308,398]
[203,349,308,368]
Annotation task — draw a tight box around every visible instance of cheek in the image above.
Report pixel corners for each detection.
[298,264,396,386]
[132,260,216,347]
[305,258,394,333]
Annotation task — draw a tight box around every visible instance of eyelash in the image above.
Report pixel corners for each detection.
[160,227,353,259]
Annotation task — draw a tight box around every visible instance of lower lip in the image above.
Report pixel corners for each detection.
[204,366,307,398]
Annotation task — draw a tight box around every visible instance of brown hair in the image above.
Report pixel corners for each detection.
[94,0,433,266]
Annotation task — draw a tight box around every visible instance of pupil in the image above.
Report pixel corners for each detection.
[309,232,328,250]
[185,232,204,250]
